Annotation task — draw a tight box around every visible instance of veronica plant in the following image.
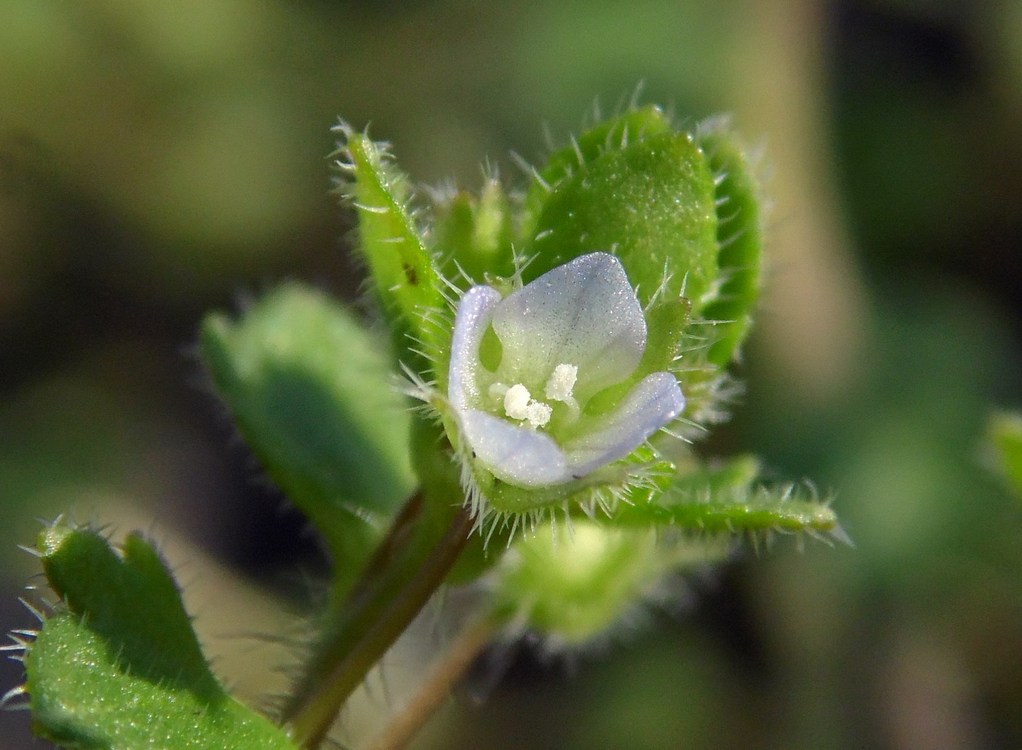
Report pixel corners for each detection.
[6,105,842,750]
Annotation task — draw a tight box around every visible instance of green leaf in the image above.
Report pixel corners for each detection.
[518,105,674,241]
[335,125,444,362]
[603,456,843,542]
[611,486,841,539]
[521,127,719,312]
[25,525,296,750]
[200,283,415,597]
[987,410,1022,500]
[697,118,765,365]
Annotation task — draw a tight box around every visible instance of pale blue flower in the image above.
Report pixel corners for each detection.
[448,252,684,488]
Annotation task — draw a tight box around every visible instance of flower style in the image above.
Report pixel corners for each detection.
[448,252,685,489]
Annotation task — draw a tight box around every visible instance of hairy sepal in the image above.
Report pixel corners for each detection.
[521,129,718,311]
[599,456,845,545]
[696,117,766,366]
[334,123,446,366]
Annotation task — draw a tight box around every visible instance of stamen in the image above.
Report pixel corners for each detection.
[503,384,533,421]
[545,363,580,419]
[544,364,578,402]
[525,401,552,428]
[503,383,552,428]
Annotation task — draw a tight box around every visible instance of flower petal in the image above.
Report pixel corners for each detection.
[563,372,684,477]
[461,409,571,487]
[491,253,646,394]
[449,284,502,412]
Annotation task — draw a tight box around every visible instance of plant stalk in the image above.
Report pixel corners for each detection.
[367,616,498,750]
[284,493,474,748]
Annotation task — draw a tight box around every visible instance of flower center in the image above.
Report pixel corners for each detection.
[488,363,579,430]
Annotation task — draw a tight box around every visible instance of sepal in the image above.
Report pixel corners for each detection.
[333,124,446,365]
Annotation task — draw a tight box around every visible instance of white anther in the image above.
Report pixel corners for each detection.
[503,384,534,421]
[525,401,552,428]
[503,383,552,428]
[544,363,578,403]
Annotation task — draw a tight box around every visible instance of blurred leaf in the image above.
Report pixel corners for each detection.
[200,283,415,597]
[25,525,296,749]
[492,520,728,646]
[987,411,1022,500]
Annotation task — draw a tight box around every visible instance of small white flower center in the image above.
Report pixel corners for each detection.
[489,363,579,430]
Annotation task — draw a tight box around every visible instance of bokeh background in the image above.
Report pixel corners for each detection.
[2,1,1021,748]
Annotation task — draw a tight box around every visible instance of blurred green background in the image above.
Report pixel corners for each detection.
[2,1,1021,748]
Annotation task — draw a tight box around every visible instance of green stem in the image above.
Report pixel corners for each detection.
[284,493,474,748]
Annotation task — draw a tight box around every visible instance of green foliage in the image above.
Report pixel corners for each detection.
[610,484,840,539]
[9,105,827,750]
[24,525,296,749]
[3,2,1018,746]
[492,521,731,646]
[434,178,514,284]
[987,411,1022,500]
[200,283,415,598]
[696,119,765,366]
[604,455,842,540]
[334,127,445,364]
[523,129,719,309]
[517,105,674,243]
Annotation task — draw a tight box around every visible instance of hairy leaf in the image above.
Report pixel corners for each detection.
[697,118,765,365]
[200,283,415,597]
[25,525,296,750]
[335,125,444,362]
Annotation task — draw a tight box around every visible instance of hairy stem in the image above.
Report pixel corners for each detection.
[284,493,474,748]
[367,616,498,750]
